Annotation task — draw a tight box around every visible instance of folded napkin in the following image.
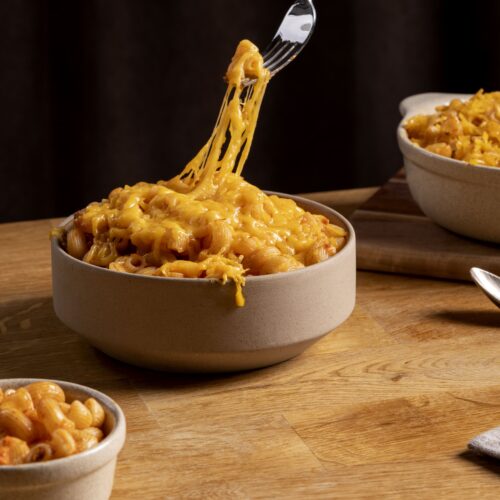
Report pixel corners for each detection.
[468,427,500,459]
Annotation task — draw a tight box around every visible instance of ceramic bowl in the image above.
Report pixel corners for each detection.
[397,92,500,243]
[51,193,356,373]
[0,379,126,500]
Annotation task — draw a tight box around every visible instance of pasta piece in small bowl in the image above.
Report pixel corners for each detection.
[0,379,126,500]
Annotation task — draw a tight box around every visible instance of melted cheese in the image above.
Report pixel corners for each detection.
[65,40,347,306]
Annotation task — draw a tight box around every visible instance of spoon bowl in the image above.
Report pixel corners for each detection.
[470,267,500,309]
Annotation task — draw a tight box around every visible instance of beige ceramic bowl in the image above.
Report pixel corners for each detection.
[0,379,126,500]
[51,194,356,373]
[397,92,500,243]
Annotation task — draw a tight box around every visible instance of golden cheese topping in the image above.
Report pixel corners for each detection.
[62,40,347,306]
[405,90,500,167]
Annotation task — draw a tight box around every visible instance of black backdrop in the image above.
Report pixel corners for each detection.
[1,0,500,222]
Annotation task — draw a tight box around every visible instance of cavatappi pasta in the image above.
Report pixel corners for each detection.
[405,90,500,167]
[59,40,347,306]
[0,382,106,465]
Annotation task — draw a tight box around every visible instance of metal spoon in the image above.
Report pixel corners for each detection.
[470,267,500,309]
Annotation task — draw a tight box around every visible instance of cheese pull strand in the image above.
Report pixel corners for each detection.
[166,40,269,199]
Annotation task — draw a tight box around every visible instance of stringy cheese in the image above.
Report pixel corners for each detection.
[63,40,347,306]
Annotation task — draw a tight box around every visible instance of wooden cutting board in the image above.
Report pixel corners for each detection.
[350,170,500,281]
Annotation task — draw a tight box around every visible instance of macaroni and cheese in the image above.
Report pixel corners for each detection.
[405,90,500,167]
[0,382,106,465]
[60,40,347,306]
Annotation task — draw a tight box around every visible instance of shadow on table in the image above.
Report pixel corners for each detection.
[431,309,500,328]
[458,450,500,477]
[92,346,285,392]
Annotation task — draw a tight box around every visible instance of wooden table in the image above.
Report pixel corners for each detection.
[1,188,500,499]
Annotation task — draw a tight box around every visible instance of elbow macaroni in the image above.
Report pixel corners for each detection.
[405,89,500,167]
[59,39,347,306]
[0,382,106,465]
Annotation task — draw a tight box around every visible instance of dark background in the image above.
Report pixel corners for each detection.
[1,0,500,223]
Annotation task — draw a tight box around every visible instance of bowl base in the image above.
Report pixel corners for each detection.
[91,334,331,373]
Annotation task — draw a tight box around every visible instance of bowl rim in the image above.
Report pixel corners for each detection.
[0,378,126,471]
[397,92,500,174]
[51,192,356,286]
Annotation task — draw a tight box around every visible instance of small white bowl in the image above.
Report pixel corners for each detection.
[51,193,356,373]
[397,92,500,243]
[0,379,126,500]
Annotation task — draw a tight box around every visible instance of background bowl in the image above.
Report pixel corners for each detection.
[0,378,126,500]
[397,92,500,244]
[51,194,356,373]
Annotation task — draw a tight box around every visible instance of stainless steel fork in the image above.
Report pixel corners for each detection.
[242,0,316,86]
[263,0,316,76]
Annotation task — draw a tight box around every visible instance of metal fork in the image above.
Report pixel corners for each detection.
[243,0,316,85]
[263,0,316,75]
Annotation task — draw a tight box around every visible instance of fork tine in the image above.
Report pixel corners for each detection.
[264,41,294,68]
[266,43,299,73]
[262,35,283,59]
[262,37,282,63]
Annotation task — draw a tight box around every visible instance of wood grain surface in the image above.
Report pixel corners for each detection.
[1,194,500,499]
[351,170,500,280]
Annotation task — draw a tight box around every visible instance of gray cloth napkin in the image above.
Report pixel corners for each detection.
[468,427,500,459]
